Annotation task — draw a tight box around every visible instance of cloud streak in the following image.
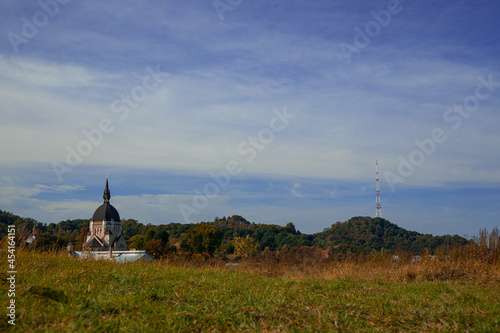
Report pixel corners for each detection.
[0,0,499,236]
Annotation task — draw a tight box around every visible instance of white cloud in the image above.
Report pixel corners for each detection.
[2,53,499,186]
[1,0,500,236]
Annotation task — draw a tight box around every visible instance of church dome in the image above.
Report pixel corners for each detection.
[92,202,120,222]
[92,176,120,222]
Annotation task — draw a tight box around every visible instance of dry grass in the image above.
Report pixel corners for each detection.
[2,243,500,332]
[231,244,500,284]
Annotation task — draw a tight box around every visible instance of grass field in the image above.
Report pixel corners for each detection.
[1,250,499,332]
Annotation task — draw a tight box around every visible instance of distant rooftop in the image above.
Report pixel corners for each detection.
[71,250,153,263]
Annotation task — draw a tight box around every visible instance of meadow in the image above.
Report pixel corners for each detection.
[1,247,499,332]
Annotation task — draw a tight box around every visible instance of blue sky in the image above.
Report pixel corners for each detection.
[1,0,499,237]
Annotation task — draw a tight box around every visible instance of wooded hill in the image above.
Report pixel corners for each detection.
[314,216,468,253]
[1,209,469,255]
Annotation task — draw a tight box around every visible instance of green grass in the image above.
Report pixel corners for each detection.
[1,251,499,332]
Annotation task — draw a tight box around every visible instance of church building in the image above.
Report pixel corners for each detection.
[82,176,128,251]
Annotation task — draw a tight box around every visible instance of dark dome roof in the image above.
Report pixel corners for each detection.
[92,202,120,222]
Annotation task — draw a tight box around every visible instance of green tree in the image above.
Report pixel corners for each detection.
[153,226,169,244]
[284,222,297,234]
[143,239,171,259]
[181,223,223,256]
[233,235,259,257]
[144,229,156,242]
[128,235,146,250]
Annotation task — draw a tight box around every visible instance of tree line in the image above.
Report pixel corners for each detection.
[0,210,477,259]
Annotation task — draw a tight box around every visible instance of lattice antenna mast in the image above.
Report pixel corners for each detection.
[375,160,382,218]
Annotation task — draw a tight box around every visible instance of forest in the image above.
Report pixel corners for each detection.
[0,209,472,259]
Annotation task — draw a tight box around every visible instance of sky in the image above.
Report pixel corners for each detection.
[1,0,499,237]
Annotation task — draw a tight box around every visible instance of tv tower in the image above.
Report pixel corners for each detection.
[375,160,382,218]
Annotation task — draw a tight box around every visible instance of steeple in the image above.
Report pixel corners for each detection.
[83,174,127,251]
[103,174,111,203]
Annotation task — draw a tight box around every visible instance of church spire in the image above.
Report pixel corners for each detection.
[103,174,111,203]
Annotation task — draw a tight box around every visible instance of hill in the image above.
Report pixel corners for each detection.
[315,216,469,253]
[1,210,469,254]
